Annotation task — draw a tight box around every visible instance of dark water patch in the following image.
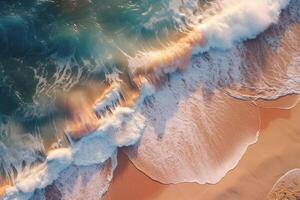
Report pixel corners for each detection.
[0,0,214,186]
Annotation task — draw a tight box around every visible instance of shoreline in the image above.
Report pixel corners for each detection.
[104,96,300,200]
[1,0,299,199]
[1,95,299,199]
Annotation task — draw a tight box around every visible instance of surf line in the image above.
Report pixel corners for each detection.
[1,0,291,199]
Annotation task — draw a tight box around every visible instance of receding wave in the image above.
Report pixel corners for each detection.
[1,0,300,199]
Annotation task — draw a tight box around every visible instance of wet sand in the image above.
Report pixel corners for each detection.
[2,1,300,199]
[255,94,300,109]
[104,96,300,200]
[1,96,299,200]
[268,168,300,199]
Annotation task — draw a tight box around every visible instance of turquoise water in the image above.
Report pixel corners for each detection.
[0,0,211,183]
[0,0,191,114]
[0,1,298,199]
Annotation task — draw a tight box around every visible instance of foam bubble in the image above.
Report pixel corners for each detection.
[198,0,290,50]
[2,0,293,198]
[4,105,147,199]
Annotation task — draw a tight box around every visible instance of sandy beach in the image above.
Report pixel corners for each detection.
[104,3,300,198]
[1,1,299,200]
[1,96,299,200]
[104,96,300,200]
[268,168,300,199]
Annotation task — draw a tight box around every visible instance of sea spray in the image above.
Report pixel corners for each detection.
[198,0,291,50]
[124,0,292,185]
[3,96,151,199]
[2,0,293,198]
[125,58,261,184]
[5,148,72,200]
[128,0,291,75]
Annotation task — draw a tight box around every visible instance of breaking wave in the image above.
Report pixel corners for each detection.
[1,0,300,199]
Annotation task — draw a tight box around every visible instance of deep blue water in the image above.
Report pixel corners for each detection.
[0,0,187,115]
[0,0,212,184]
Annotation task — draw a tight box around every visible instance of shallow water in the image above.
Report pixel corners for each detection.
[0,0,299,199]
[0,0,210,185]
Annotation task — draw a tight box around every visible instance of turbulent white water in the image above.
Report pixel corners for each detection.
[4,106,146,199]
[125,72,261,184]
[4,0,299,199]
[197,0,290,50]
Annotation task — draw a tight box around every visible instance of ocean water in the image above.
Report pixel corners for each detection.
[0,0,299,199]
[0,0,200,186]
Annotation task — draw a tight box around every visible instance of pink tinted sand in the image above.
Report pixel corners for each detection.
[104,96,300,200]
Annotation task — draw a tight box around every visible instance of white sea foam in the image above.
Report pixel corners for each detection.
[4,105,147,199]
[0,122,45,184]
[125,0,295,185]
[5,148,72,200]
[197,0,290,51]
[127,0,291,86]
[3,0,292,199]
[125,49,261,184]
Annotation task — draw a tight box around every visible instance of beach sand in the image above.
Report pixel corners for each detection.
[1,96,299,200]
[104,12,300,196]
[256,95,300,109]
[2,2,300,199]
[104,96,300,200]
[268,168,300,199]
